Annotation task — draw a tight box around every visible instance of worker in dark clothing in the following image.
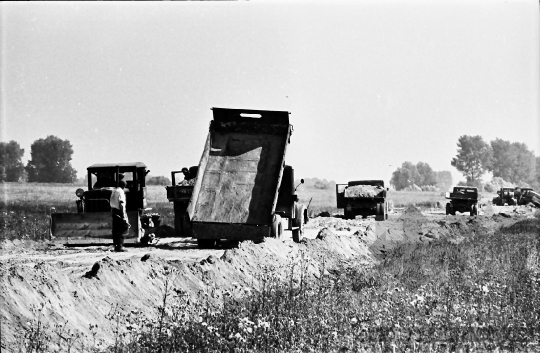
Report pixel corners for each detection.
[110,180,130,252]
[181,167,198,181]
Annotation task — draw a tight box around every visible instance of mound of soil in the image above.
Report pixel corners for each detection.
[0,206,533,352]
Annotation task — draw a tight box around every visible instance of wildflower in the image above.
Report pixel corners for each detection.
[246,327,253,334]
[482,285,489,294]
[350,317,358,325]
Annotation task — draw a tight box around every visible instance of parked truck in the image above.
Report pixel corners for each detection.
[50,162,158,244]
[492,187,516,206]
[445,186,479,216]
[183,107,308,248]
[336,180,389,220]
[165,166,198,237]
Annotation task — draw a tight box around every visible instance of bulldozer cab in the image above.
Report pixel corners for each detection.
[86,163,149,212]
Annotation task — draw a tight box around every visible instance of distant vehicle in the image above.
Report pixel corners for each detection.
[445,186,479,216]
[518,188,540,208]
[50,162,158,244]
[336,180,389,221]
[184,107,308,248]
[492,187,515,206]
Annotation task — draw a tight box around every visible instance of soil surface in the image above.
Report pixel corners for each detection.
[0,204,536,352]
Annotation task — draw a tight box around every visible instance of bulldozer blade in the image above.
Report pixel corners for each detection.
[50,211,140,245]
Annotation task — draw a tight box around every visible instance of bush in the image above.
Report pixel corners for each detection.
[147,176,171,186]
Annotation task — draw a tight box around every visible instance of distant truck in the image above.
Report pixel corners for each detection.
[50,162,158,244]
[336,180,389,221]
[445,186,478,216]
[183,107,308,248]
[517,188,540,207]
[492,187,516,206]
[165,166,198,237]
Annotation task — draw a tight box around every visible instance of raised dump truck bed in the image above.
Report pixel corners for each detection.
[186,108,306,246]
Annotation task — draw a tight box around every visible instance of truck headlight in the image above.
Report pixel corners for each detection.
[75,188,85,198]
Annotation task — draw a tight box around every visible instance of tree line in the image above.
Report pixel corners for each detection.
[2,134,538,189]
[390,162,453,191]
[0,136,77,183]
[451,135,539,190]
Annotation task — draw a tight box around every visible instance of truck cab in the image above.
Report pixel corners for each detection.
[445,186,478,216]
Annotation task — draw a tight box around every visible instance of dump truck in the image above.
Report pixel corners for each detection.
[336,180,389,220]
[50,162,158,244]
[518,188,540,208]
[183,107,308,248]
[165,166,198,237]
[445,186,478,216]
[492,187,516,206]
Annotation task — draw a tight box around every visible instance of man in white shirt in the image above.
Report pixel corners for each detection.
[110,180,130,252]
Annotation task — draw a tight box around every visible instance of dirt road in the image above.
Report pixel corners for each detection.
[0,204,534,352]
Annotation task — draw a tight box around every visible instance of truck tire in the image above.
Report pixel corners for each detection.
[293,204,306,243]
[470,204,475,217]
[375,203,384,221]
[446,203,450,215]
[473,204,478,216]
[271,214,283,240]
[197,239,216,249]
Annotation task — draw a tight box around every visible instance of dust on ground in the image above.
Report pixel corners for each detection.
[0,204,536,352]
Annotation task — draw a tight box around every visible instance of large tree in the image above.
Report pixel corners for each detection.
[507,142,535,184]
[490,138,514,181]
[490,139,536,184]
[416,162,437,187]
[0,140,25,182]
[435,171,453,191]
[390,161,420,190]
[26,135,77,183]
[451,135,492,183]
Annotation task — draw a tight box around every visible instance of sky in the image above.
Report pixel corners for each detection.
[1,1,539,186]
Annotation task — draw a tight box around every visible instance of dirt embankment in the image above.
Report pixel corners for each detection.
[0,205,534,352]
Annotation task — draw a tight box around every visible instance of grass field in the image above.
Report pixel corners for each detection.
[1,182,497,242]
[4,182,540,351]
[105,218,539,352]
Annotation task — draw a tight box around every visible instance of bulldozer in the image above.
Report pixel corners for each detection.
[50,162,159,245]
[492,187,516,206]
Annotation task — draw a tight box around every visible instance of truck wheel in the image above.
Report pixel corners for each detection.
[271,214,283,240]
[470,205,475,217]
[197,239,216,249]
[182,212,193,238]
[446,203,450,215]
[293,204,306,243]
[473,204,478,216]
[375,203,383,221]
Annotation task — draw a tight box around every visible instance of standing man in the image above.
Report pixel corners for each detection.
[110,180,130,252]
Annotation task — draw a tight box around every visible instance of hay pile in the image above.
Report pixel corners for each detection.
[344,185,385,198]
